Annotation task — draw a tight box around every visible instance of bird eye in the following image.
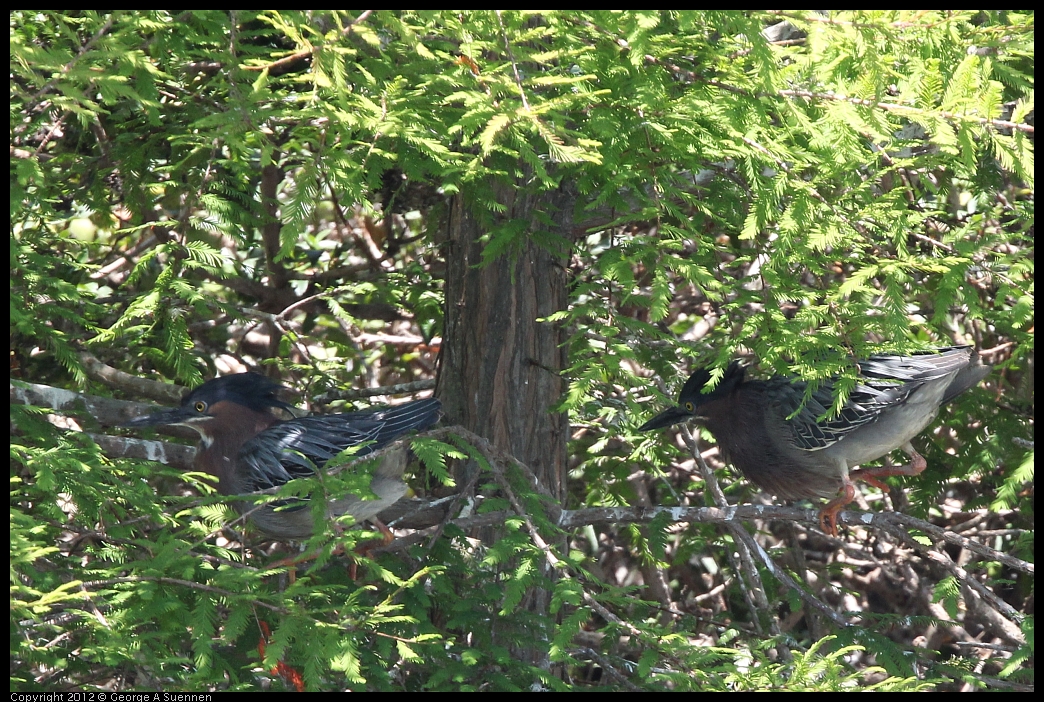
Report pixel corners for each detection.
[684,401,694,412]
[194,401,207,413]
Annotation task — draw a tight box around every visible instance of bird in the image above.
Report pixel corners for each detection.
[637,346,988,535]
[122,373,441,540]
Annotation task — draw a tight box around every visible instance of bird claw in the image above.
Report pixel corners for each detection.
[818,483,856,536]
[818,506,840,537]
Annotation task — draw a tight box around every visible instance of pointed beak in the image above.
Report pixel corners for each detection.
[121,406,195,428]
[637,405,693,432]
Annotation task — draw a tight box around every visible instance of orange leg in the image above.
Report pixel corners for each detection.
[269,522,348,582]
[349,519,395,579]
[270,543,347,584]
[268,521,396,580]
[819,444,927,536]
[852,444,927,487]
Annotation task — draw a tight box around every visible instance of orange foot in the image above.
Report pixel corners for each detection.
[818,483,855,536]
[257,621,305,692]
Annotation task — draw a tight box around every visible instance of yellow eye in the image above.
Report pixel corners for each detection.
[684,401,694,412]
[194,401,207,413]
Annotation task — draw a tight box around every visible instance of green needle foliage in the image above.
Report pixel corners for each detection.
[12,10,1032,691]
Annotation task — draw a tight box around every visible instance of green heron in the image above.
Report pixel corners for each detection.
[123,373,441,540]
[638,346,988,535]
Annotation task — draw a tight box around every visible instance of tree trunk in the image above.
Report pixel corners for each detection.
[439,180,573,499]
[437,177,575,669]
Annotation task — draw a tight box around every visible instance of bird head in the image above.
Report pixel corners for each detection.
[121,373,295,439]
[637,361,746,431]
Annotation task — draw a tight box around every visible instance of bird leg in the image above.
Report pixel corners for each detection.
[349,518,395,580]
[269,522,348,582]
[270,542,347,584]
[819,444,927,536]
[268,520,394,580]
[851,443,927,490]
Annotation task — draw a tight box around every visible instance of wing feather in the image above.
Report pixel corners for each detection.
[239,398,441,491]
